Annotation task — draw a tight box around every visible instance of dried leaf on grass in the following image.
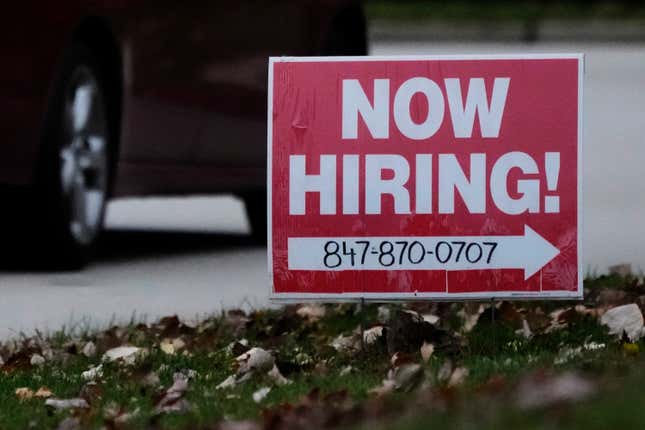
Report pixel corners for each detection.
[370,352,425,397]
[102,346,146,365]
[447,367,469,387]
[263,388,356,430]
[155,373,191,414]
[79,381,103,405]
[30,354,45,366]
[387,309,459,356]
[390,364,424,392]
[104,401,140,426]
[141,371,161,388]
[296,304,326,322]
[600,303,644,342]
[252,387,271,403]
[15,387,33,401]
[363,326,384,345]
[420,342,434,363]
[216,375,238,390]
[81,364,103,381]
[160,337,186,355]
[218,421,261,430]
[377,305,391,324]
[56,417,81,430]
[458,304,486,333]
[340,365,353,376]
[45,398,90,410]
[236,347,275,375]
[35,387,53,398]
[330,332,362,354]
[218,348,290,389]
[268,364,292,386]
[81,341,96,358]
[515,371,595,410]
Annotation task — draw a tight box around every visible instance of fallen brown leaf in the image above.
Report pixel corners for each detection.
[515,371,595,410]
[34,387,53,398]
[15,387,34,401]
[45,398,90,410]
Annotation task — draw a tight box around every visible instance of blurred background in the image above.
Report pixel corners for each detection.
[0,0,644,336]
[367,0,645,277]
[368,0,645,42]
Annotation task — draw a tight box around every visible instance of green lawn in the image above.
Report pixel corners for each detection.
[0,274,644,429]
[366,1,645,22]
[381,365,645,430]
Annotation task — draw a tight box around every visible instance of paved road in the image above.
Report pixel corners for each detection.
[0,41,643,339]
[0,196,269,339]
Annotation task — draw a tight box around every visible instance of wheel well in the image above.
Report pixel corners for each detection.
[322,3,368,56]
[71,17,123,191]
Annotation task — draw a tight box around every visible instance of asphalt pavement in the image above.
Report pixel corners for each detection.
[0,41,643,339]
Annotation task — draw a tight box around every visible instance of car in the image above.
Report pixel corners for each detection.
[0,1,367,269]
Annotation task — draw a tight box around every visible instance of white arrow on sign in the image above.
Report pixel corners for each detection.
[288,225,560,280]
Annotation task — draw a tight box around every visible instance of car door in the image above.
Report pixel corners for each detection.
[182,1,312,169]
[117,1,207,166]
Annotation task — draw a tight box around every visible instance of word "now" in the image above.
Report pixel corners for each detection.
[342,77,510,140]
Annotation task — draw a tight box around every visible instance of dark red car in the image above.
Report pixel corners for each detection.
[0,1,367,268]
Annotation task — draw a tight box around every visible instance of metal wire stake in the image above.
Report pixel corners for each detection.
[359,297,366,353]
[491,298,496,353]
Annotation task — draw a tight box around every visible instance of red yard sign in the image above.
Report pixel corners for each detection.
[268,54,583,300]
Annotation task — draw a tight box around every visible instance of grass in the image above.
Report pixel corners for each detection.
[0,308,391,428]
[0,274,643,428]
[366,0,645,22]
[381,358,645,430]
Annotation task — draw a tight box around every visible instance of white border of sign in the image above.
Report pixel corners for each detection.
[267,54,584,302]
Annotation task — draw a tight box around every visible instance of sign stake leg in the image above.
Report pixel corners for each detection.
[359,297,366,353]
[491,299,497,353]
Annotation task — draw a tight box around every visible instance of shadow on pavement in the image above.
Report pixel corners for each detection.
[96,229,260,262]
[0,229,261,272]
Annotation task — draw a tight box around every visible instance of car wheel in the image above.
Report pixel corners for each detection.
[36,43,113,269]
[242,190,267,245]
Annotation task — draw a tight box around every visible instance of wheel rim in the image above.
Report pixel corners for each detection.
[59,67,108,245]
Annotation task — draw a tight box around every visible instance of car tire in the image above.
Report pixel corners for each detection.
[242,190,267,245]
[33,43,115,269]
